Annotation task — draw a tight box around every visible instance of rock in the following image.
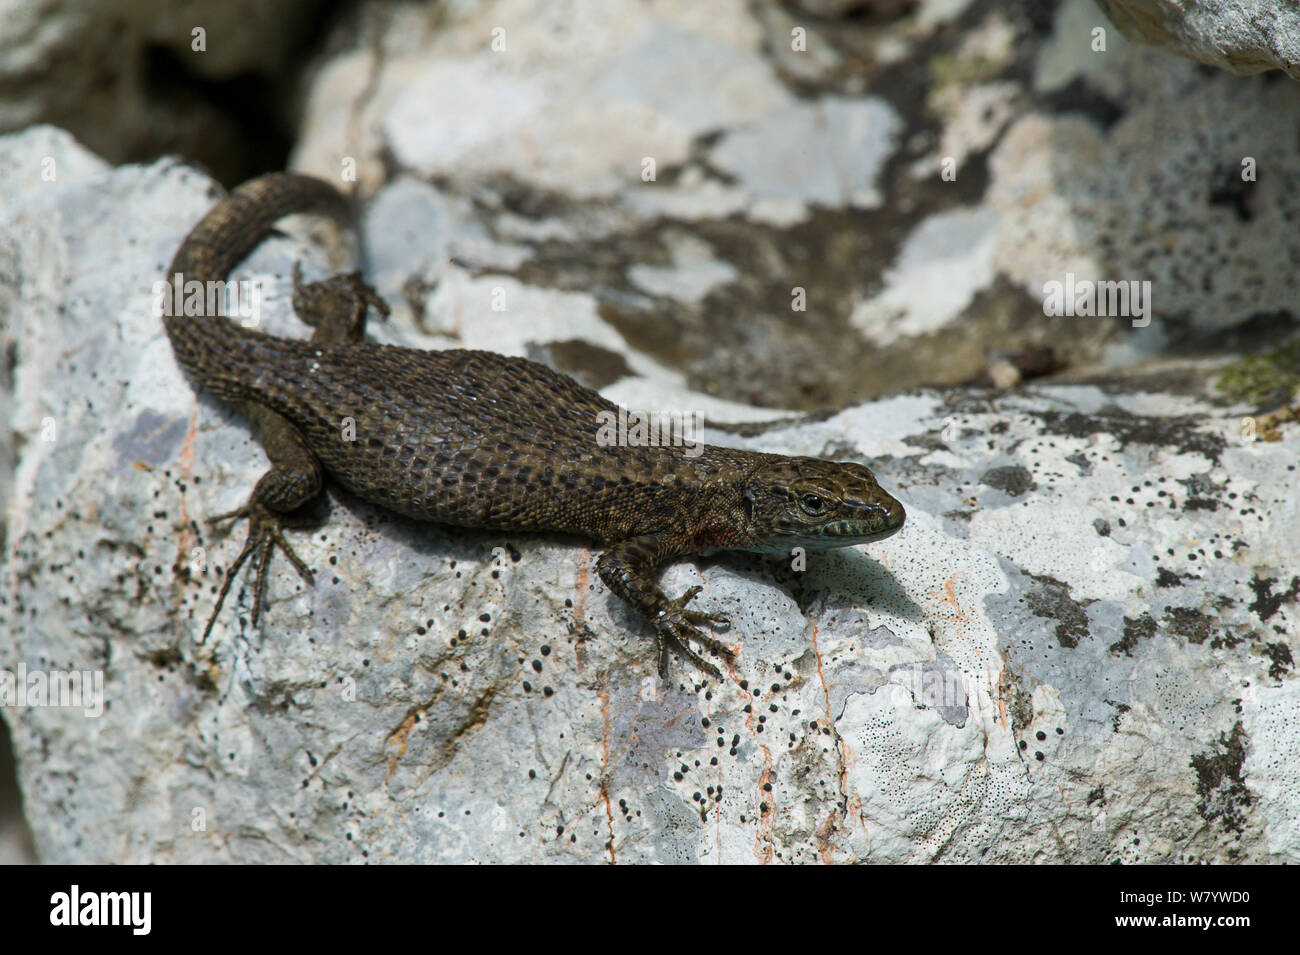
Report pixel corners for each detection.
[790,0,917,19]
[1097,0,1300,80]
[2,124,1298,863]
[0,0,323,183]
[286,0,1300,416]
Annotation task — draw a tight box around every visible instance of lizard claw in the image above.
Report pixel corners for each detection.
[208,505,249,528]
[202,500,314,642]
[670,586,732,631]
[682,608,731,630]
[653,586,736,680]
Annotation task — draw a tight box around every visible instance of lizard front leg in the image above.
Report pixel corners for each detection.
[596,534,733,679]
[203,403,321,640]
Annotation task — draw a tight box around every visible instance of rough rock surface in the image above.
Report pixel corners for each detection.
[0,0,325,183]
[2,124,1297,863]
[285,0,1300,411]
[1097,0,1300,81]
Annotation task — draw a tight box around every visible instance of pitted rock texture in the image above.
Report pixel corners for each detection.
[1,127,1296,863]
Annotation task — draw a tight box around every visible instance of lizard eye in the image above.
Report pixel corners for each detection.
[800,493,825,514]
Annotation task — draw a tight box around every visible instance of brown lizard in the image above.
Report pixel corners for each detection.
[164,173,906,679]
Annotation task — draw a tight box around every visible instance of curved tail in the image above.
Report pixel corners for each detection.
[164,172,350,380]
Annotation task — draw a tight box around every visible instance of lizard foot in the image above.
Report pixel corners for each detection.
[653,585,735,680]
[202,500,315,641]
[292,261,390,342]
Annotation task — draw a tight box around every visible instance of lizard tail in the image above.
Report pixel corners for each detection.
[167,172,349,284]
[163,172,350,377]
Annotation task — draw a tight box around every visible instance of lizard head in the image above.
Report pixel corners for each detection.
[738,457,905,553]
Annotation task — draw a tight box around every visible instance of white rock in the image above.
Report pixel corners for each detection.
[3,126,1297,864]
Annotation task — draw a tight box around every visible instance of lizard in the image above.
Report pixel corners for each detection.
[164,172,907,679]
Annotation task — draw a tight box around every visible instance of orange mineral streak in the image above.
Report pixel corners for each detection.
[383,683,454,782]
[384,712,418,782]
[810,623,856,863]
[942,576,963,614]
[940,573,997,685]
[995,662,1010,730]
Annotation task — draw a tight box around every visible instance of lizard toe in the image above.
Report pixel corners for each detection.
[669,584,730,631]
[207,504,251,529]
[668,585,704,610]
[682,608,731,631]
[669,634,723,680]
[652,614,732,679]
[682,623,736,659]
[202,500,314,640]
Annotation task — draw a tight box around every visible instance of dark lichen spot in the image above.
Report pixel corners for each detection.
[1025,574,1092,648]
[1163,606,1212,645]
[1107,699,1131,733]
[1249,575,1300,623]
[1111,612,1156,656]
[1208,629,1246,651]
[1262,642,1294,682]
[980,465,1036,497]
[1155,567,1188,588]
[1189,722,1253,834]
[1067,451,1094,475]
[1038,409,1226,464]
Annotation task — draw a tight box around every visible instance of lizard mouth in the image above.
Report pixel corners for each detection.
[747,495,906,553]
[797,500,906,549]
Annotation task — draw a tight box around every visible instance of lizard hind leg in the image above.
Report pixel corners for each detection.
[201,405,322,641]
[292,261,390,344]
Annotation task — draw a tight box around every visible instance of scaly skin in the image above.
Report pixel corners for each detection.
[165,173,906,679]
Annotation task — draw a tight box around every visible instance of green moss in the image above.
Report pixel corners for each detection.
[1215,337,1300,407]
[930,52,1003,88]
